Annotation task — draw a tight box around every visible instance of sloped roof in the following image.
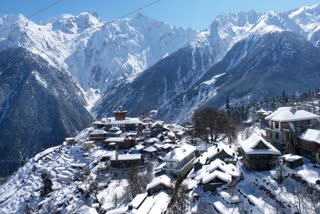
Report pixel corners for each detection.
[240,134,280,155]
[129,193,148,209]
[207,143,237,159]
[164,144,196,162]
[90,129,107,135]
[146,175,174,190]
[202,170,232,184]
[104,137,125,143]
[300,129,320,144]
[265,107,319,122]
[206,159,240,177]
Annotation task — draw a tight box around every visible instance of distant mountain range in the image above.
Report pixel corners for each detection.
[95,4,320,121]
[0,4,320,175]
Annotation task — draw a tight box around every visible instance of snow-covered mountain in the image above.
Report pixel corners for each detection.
[0,12,197,103]
[0,48,93,177]
[95,4,320,121]
[67,13,197,94]
[0,11,196,176]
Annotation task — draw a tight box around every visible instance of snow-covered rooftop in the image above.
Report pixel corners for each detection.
[206,159,240,177]
[207,143,237,160]
[300,129,320,144]
[164,144,196,162]
[143,146,157,153]
[110,154,141,161]
[90,129,107,135]
[202,170,232,184]
[102,117,143,125]
[146,175,174,190]
[129,192,148,209]
[240,134,280,155]
[265,107,320,122]
[104,137,125,143]
[282,154,303,162]
[148,191,171,214]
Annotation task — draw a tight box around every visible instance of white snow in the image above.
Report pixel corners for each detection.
[110,154,141,161]
[282,154,303,162]
[31,70,48,88]
[90,129,107,135]
[202,170,232,184]
[201,73,225,85]
[240,133,281,155]
[164,144,196,162]
[129,192,148,209]
[300,129,320,144]
[265,107,320,122]
[146,175,174,191]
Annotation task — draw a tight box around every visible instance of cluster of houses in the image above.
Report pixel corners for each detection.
[248,106,320,169]
[66,105,320,213]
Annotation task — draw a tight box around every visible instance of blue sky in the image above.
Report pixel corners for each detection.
[0,0,319,29]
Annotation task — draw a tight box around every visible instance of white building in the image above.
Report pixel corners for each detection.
[163,144,196,178]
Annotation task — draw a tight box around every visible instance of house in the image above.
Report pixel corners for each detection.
[128,192,148,210]
[91,121,106,129]
[110,153,142,168]
[163,144,196,178]
[82,141,94,150]
[206,143,238,165]
[102,106,144,132]
[191,159,240,186]
[89,129,107,141]
[146,175,174,195]
[104,136,135,150]
[205,159,241,179]
[142,146,158,158]
[105,127,122,138]
[201,170,232,192]
[240,134,281,171]
[109,191,170,214]
[265,107,320,153]
[151,122,165,137]
[299,129,320,163]
[282,154,304,168]
[65,137,76,145]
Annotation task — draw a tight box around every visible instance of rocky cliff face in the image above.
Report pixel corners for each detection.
[0,48,93,176]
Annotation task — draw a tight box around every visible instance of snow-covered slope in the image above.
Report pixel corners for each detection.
[95,4,320,121]
[66,13,197,93]
[0,12,196,96]
[0,12,102,69]
[0,48,93,177]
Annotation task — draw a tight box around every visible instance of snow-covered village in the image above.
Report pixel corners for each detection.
[1,102,319,214]
[1,1,320,214]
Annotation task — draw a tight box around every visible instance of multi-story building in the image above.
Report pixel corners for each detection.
[163,144,196,178]
[265,107,319,153]
[240,134,281,171]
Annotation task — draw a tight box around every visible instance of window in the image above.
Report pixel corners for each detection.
[275,133,279,140]
[275,122,279,129]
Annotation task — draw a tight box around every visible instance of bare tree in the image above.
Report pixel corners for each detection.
[167,183,190,214]
[274,156,286,184]
[193,108,236,144]
[125,165,147,200]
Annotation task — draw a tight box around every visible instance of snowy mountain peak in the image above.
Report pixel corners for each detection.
[51,12,102,34]
[289,4,320,19]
